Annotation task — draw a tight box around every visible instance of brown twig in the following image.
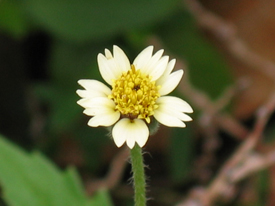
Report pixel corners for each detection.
[149,35,249,140]
[183,0,275,81]
[85,147,129,195]
[177,59,249,140]
[177,92,275,206]
[230,150,275,183]
[149,35,249,183]
[192,84,241,182]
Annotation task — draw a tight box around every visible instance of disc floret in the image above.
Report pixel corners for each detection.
[109,65,160,123]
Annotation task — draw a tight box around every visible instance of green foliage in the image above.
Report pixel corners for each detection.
[158,9,232,98]
[0,135,113,206]
[169,126,194,183]
[0,0,238,204]
[22,0,179,43]
[34,41,101,134]
[0,1,29,38]
[257,170,270,206]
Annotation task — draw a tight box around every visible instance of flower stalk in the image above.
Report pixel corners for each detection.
[130,144,146,206]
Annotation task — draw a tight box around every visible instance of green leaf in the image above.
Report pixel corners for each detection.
[168,127,194,183]
[33,40,102,134]
[257,170,269,206]
[0,135,113,206]
[0,1,29,39]
[48,40,104,85]
[88,190,113,206]
[22,0,179,42]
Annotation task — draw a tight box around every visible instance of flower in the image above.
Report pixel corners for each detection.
[77,45,193,149]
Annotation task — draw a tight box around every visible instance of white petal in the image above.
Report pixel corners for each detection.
[175,112,192,122]
[126,135,136,149]
[113,45,131,73]
[158,70,183,96]
[112,118,149,148]
[77,80,111,98]
[153,96,193,127]
[154,110,186,128]
[157,96,193,113]
[165,59,176,77]
[98,46,131,85]
[148,56,169,81]
[157,106,192,122]
[133,46,154,70]
[156,59,176,84]
[77,97,114,109]
[97,53,119,85]
[138,49,163,73]
[84,107,107,116]
[82,99,116,116]
[112,125,127,148]
[104,49,113,59]
[87,111,120,127]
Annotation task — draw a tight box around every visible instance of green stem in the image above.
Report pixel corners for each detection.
[130,144,146,206]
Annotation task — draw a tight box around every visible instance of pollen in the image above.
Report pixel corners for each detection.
[109,65,160,123]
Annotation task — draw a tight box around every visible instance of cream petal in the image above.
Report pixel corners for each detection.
[158,70,183,96]
[157,106,192,122]
[78,79,110,92]
[164,59,176,77]
[156,59,176,85]
[175,112,192,122]
[87,110,120,127]
[83,108,99,116]
[137,49,164,76]
[97,53,119,85]
[83,102,116,116]
[104,49,113,59]
[112,124,127,148]
[153,110,186,128]
[76,90,88,98]
[149,56,169,81]
[154,95,193,127]
[77,97,114,109]
[133,46,154,70]
[140,49,163,72]
[113,45,131,73]
[77,80,111,98]
[84,104,117,116]
[77,90,108,99]
[112,118,149,148]
[77,99,90,108]
[157,96,193,113]
[98,46,131,85]
[126,136,136,149]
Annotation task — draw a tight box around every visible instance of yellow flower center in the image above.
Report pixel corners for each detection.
[109,65,160,123]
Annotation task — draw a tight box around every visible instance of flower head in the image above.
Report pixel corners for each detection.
[77,45,193,149]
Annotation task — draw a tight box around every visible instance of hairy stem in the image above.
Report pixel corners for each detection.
[130,144,146,206]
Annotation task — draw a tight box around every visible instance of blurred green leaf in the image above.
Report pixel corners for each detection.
[169,126,194,183]
[34,83,80,134]
[0,1,29,38]
[22,0,179,42]
[158,9,232,98]
[0,134,113,206]
[34,41,101,134]
[88,189,113,206]
[257,170,269,206]
[49,41,101,84]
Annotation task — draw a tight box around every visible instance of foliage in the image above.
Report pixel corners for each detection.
[0,135,112,206]
[1,0,270,205]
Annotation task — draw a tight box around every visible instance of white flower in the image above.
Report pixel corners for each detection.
[77,45,193,149]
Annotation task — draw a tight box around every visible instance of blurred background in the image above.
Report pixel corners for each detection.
[1,0,275,205]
